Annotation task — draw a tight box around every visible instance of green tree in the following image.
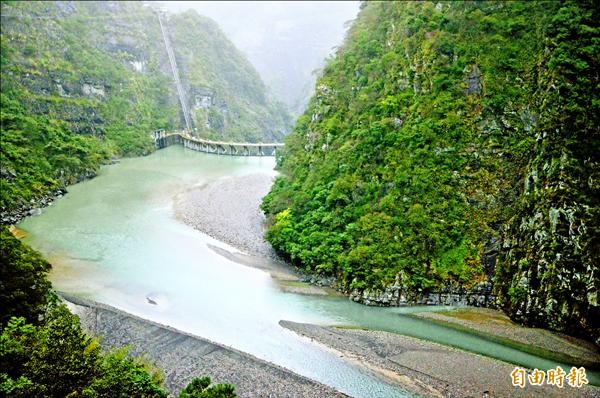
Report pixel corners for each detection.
[1,229,235,397]
[83,348,168,398]
[179,376,236,398]
[0,307,99,397]
[0,226,52,326]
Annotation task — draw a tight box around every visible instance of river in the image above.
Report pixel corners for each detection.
[18,145,599,396]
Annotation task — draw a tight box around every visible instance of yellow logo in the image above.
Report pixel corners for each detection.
[511,366,588,388]
[566,367,589,388]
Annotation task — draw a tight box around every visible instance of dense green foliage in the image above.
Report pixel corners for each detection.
[0,228,236,397]
[1,1,176,211]
[0,226,51,326]
[1,307,168,398]
[262,1,599,342]
[179,376,236,398]
[0,93,113,212]
[0,228,166,397]
[0,1,289,215]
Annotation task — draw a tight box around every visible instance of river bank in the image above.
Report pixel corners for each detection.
[20,147,598,397]
[281,321,599,398]
[171,163,600,392]
[1,158,121,225]
[1,188,67,225]
[174,173,338,296]
[19,149,412,398]
[175,173,277,260]
[62,294,348,398]
[412,307,600,369]
[173,171,499,307]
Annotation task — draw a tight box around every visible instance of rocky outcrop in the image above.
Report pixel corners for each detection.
[191,86,215,110]
[0,189,67,225]
[297,271,497,309]
[349,281,497,308]
[494,1,600,345]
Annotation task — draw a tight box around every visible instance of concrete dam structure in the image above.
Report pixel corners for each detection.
[153,10,284,157]
[154,130,284,156]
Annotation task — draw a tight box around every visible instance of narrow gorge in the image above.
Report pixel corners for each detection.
[1,1,598,398]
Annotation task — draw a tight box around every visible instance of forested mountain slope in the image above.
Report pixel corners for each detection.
[168,10,291,142]
[1,1,289,220]
[262,1,599,343]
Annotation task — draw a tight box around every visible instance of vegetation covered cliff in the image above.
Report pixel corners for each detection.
[0,1,289,219]
[262,1,599,343]
[168,10,291,142]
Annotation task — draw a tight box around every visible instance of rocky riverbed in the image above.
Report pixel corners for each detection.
[63,294,348,398]
[174,173,278,260]
[166,160,599,396]
[174,173,337,295]
[173,172,499,308]
[36,156,598,398]
[281,321,600,398]
[412,307,600,368]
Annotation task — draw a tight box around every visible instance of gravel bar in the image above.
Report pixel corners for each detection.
[175,173,278,259]
[280,321,600,398]
[413,308,600,367]
[62,294,348,398]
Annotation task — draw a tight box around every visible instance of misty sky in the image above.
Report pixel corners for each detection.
[159,1,360,114]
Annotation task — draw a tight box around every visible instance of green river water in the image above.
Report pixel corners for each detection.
[18,146,599,397]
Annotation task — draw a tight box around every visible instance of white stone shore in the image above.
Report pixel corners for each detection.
[175,173,278,259]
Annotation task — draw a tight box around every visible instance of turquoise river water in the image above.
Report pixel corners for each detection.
[18,146,599,396]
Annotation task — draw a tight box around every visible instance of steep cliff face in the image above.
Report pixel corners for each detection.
[1,1,178,153]
[261,1,598,342]
[495,2,599,344]
[167,10,291,143]
[1,1,290,219]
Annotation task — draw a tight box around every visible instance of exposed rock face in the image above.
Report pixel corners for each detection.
[129,60,145,73]
[349,281,496,308]
[166,10,291,142]
[81,82,106,98]
[192,86,214,110]
[494,2,600,345]
[466,64,482,95]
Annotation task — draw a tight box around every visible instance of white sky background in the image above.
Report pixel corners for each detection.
[159,1,360,113]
